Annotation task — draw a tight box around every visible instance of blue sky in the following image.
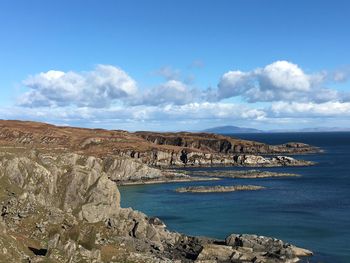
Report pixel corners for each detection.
[0,0,349,131]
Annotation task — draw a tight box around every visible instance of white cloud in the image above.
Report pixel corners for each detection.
[270,101,350,117]
[257,60,311,92]
[19,65,138,108]
[0,102,266,125]
[158,102,266,121]
[137,80,200,106]
[3,61,350,130]
[217,60,341,103]
[217,71,252,99]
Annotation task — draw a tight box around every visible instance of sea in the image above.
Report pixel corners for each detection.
[120,132,350,262]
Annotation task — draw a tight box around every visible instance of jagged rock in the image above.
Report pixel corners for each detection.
[290,246,313,257]
[79,174,119,223]
[225,234,313,262]
[0,153,122,223]
[195,244,234,262]
[103,156,162,181]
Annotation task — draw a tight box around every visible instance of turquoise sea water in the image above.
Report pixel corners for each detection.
[120,132,350,262]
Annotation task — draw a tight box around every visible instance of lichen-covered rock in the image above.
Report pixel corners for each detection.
[103,156,162,181]
[0,152,121,222]
[79,174,119,223]
[195,244,234,262]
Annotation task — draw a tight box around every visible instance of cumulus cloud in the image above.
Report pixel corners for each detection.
[19,64,205,108]
[137,80,200,106]
[19,65,138,108]
[257,61,311,92]
[217,60,341,103]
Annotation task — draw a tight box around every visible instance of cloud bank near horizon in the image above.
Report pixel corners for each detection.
[3,61,350,130]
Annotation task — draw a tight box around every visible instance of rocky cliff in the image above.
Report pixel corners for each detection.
[0,120,319,170]
[0,151,180,262]
[134,131,319,155]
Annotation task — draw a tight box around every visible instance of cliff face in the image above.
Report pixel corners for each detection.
[134,131,318,155]
[0,152,121,223]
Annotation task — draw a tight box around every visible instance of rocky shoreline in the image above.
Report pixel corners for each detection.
[117,175,219,186]
[187,169,300,179]
[176,185,265,193]
[0,120,319,169]
[115,169,300,186]
[0,120,319,262]
[0,150,313,262]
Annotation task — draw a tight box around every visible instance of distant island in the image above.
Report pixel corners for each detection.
[202,125,350,134]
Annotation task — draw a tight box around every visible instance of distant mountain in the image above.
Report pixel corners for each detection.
[203,125,263,134]
[202,126,350,134]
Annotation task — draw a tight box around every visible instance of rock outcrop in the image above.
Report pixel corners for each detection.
[195,234,313,263]
[188,169,299,179]
[0,150,313,262]
[176,185,265,193]
[135,131,320,155]
[0,152,121,223]
[120,150,314,167]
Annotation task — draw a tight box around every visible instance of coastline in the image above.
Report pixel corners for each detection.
[116,169,302,186]
[0,120,320,262]
[116,176,220,186]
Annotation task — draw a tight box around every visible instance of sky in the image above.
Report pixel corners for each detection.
[0,0,349,131]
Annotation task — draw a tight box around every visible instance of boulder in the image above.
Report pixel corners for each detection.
[195,244,234,262]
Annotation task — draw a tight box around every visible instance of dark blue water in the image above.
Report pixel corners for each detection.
[120,132,350,262]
